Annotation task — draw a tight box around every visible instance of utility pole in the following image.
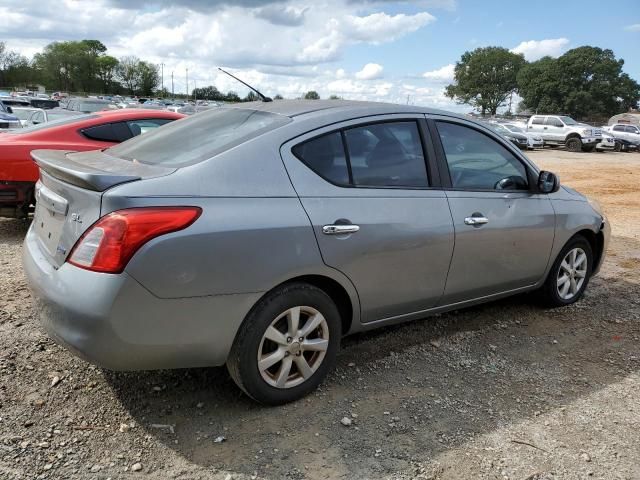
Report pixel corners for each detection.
[160,63,164,97]
[171,71,174,99]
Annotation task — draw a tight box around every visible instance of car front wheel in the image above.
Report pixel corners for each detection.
[227,283,341,405]
[566,137,583,152]
[540,236,593,307]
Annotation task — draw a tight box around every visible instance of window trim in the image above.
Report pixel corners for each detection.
[430,118,537,193]
[290,118,435,190]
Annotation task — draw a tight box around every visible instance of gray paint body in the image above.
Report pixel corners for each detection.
[22,100,609,370]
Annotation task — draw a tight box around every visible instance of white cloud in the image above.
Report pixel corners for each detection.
[343,12,435,44]
[624,23,640,32]
[510,38,570,61]
[0,0,465,109]
[355,63,384,80]
[422,63,455,82]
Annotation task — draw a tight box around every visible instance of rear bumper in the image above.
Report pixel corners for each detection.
[23,226,262,371]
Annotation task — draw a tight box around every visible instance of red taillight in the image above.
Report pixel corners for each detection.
[68,207,202,273]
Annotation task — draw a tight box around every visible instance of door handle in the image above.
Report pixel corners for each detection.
[464,216,489,226]
[322,224,360,235]
[543,127,548,129]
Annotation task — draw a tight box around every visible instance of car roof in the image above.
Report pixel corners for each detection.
[228,99,460,119]
[93,109,184,120]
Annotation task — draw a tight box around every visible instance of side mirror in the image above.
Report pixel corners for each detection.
[538,171,559,194]
[6,106,13,114]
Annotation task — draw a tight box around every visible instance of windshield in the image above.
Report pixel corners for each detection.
[11,109,38,120]
[108,108,292,167]
[559,116,578,125]
[80,101,115,113]
[504,124,525,133]
[489,123,509,134]
[9,114,93,134]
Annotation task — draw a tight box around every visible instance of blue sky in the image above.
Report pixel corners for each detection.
[343,0,640,79]
[1,0,638,110]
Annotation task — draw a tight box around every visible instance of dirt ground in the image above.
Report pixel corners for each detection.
[1,149,639,480]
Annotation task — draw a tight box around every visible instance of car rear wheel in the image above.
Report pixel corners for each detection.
[539,236,593,308]
[227,283,341,405]
[566,137,583,152]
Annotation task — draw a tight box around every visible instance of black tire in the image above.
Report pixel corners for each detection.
[539,235,593,308]
[581,145,595,153]
[566,137,582,152]
[227,283,341,405]
[614,142,621,152]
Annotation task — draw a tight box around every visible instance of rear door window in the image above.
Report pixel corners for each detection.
[613,125,626,132]
[292,132,349,185]
[81,122,133,143]
[293,120,429,188]
[545,117,564,127]
[344,122,428,187]
[531,116,544,125]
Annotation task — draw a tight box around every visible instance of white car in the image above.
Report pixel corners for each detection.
[10,107,41,127]
[596,132,616,151]
[502,123,544,149]
[603,124,640,145]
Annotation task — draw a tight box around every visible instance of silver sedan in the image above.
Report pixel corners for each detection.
[23,100,609,404]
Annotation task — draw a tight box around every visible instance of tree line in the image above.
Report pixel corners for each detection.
[445,45,639,119]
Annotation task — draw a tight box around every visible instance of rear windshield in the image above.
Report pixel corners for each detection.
[108,108,292,167]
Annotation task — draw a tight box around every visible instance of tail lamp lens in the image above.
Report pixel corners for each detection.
[68,207,202,273]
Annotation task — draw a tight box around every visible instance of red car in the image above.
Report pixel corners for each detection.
[0,109,184,218]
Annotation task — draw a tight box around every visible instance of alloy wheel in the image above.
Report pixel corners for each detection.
[556,247,588,300]
[257,306,329,389]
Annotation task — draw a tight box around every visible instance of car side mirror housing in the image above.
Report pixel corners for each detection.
[6,106,13,114]
[538,171,560,194]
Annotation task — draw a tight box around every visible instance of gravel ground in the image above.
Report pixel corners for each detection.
[1,149,639,480]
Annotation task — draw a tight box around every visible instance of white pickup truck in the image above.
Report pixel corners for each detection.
[527,115,602,152]
[602,124,640,145]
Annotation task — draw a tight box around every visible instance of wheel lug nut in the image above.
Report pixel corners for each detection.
[287,337,292,343]
[298,337,303,342]
[296,352,301,356]
[285,352,290,356]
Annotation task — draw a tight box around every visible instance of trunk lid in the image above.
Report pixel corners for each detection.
[31,149,175,268]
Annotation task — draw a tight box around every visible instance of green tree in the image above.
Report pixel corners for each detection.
[518,46,640,119]
[0,42,35,87]
[446,46,525,115]
[33,40,112,92]
[273,94,284,100]
[328,94,341,100]
[225,91,241,102]
[244,91,259,102]
[304,90,320,100]
[193,85,223,100]
[116,56,140,94]
[138,61,159,96]
[95,55,119,93]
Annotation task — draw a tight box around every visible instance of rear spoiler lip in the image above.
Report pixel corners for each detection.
[31,149,142,192]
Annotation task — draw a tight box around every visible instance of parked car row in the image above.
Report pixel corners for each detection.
[492,114,638,153]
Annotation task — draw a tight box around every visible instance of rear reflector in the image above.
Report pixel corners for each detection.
[68,207,202,273]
